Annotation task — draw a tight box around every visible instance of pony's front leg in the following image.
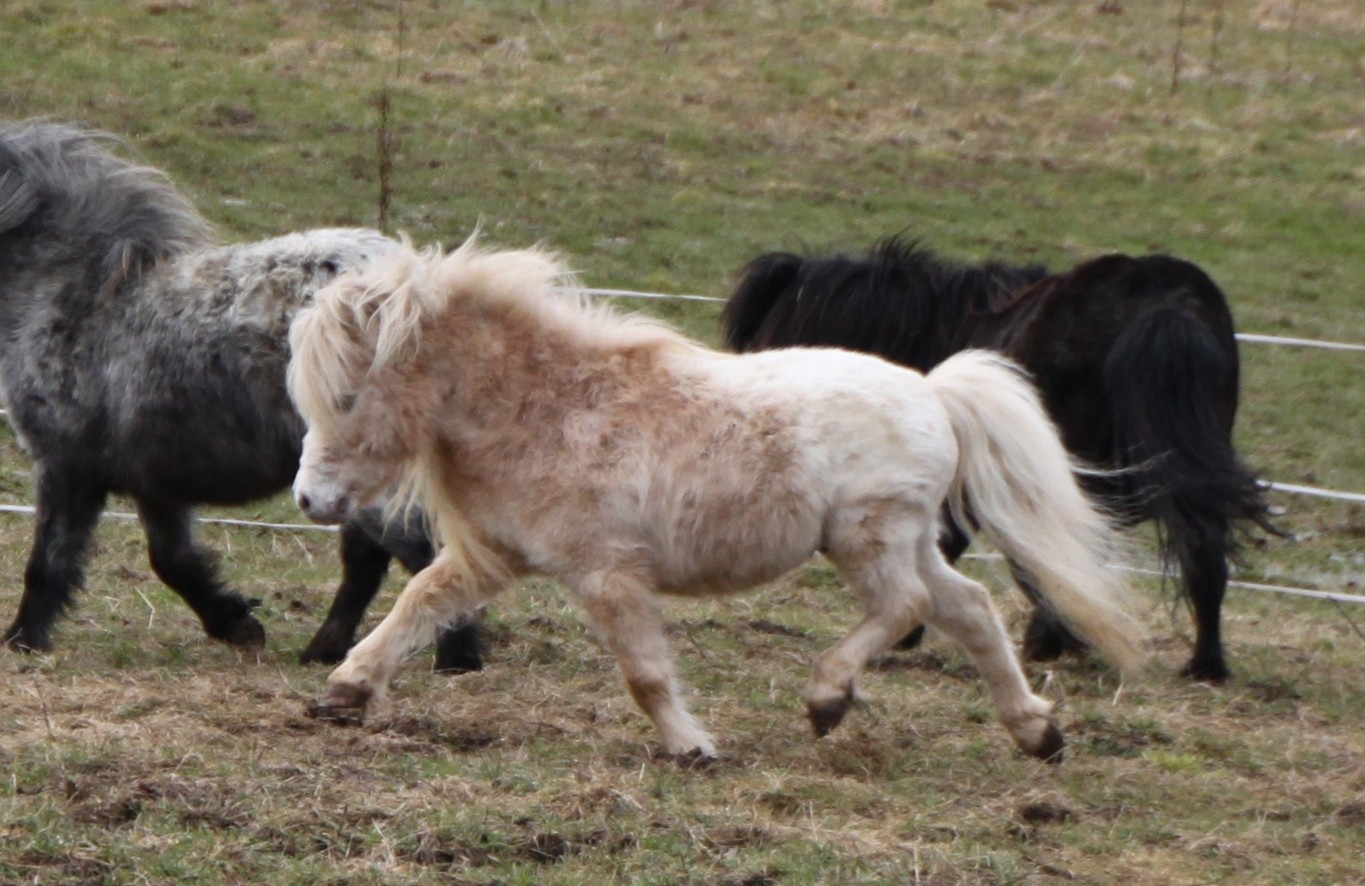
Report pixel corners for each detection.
[573,568,715,759]
[317,551,500,721]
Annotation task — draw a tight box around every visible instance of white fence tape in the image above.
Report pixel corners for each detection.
[0,290,1358,608]
[588,287,1365,354]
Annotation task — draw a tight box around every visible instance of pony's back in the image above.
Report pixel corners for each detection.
[723,238,1047,371]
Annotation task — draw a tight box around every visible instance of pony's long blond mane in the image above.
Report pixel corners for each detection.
[288,233,698,580]
[289,233,693,432]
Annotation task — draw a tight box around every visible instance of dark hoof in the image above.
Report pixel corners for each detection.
[305,683,372,726]
[432,623,485,674]
[432,655,484,674]
[894,625,927,651]
[672,748,720,770]
[1021,624,1087,663]
[1180,656,1230,684]
[298,636,349,666]
[220,615,266,649]
[807,691,853,738]
[1028,722,1066,764]
[4,626,50,653]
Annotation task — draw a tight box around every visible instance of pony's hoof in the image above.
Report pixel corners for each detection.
[807,695,851,738]
[218,615,266,649]
[306,683,372,726]
[431,651,484,674]
[672,747,720,770]
[1027,722,1066,764]
[3,626,50,654]
[1021,626,1087,663]
[1179,656,1230,684]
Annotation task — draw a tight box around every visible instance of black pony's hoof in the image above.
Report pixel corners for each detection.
[299,628,350,666]
[217,615,266,649]
[1179,656,1230,684]
[298,643,347,666]
[894,625,927,651]
[1021,624,1088,663]
[3,626,50,654]
[432,623,485,674]
[432,651,484,674]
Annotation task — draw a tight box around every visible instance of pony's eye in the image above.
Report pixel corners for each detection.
[335,393,357,414]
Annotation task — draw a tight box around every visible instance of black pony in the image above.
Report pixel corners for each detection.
[723,237,1275,681]
[0,119,478,669]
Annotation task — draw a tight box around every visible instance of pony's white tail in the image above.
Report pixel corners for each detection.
[927,350,1148,675]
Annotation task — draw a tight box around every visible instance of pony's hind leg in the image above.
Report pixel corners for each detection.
[572,567,715,759]
[3,465,108,651]
[319,550,501,721]
[136,499,264,648]
[1177,528,1231,682]
[916,537,1063,762]
[896,508,972,651]
[813,507,935,737]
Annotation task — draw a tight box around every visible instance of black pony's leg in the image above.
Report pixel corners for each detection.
[1016,564,1089,662]
[895,511,974,650]
[302,515,484,672]
[1177,528,1230,682]
[381,526,484,673]
[135,499,264,647]
[300,523,394,665]
[3,465,108,651]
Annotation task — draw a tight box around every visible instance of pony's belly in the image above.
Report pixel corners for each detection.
[651,524,822,597]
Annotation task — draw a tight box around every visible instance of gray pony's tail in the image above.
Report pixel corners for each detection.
[0,119,212,286]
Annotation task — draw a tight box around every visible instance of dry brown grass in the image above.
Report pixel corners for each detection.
[2,1,1363,883]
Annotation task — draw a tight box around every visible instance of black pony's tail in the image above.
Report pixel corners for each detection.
[722,251,805,352]
[1104,306,1279,573]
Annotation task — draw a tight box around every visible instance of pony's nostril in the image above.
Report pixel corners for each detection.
[336,495,352,516]
[297,493,312,513]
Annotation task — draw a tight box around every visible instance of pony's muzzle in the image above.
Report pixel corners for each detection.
[295,488,352,525]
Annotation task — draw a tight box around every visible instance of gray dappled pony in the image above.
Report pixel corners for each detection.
[0,119,479,667]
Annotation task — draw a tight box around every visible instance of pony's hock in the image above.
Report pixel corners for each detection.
[0,120,480,667]
[289,236,1147,761]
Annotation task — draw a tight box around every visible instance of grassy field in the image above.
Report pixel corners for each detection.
[2,1,1363,883]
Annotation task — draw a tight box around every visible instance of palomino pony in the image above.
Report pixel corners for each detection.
[0,119,479,668]
[290,238,1147,761]
[724,238,1275,681]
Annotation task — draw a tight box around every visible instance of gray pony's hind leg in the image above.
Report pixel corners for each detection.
[135,499,264,647]
[3,464,108,651]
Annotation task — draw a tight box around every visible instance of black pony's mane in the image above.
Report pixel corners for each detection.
[722,237,1048,371]
[0,119,212,291]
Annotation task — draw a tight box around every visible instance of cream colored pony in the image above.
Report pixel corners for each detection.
[288,236,1147,762]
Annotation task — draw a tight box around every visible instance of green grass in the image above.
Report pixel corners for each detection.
[2,1,1363,883]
